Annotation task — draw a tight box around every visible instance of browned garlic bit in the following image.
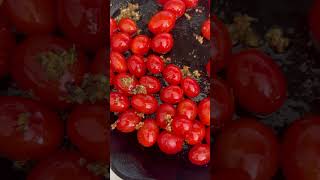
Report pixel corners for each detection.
[193,33,204,44]
[265,27,290,53]
[116,3,141,21]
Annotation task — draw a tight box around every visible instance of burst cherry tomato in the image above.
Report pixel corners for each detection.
[185,121,205,145]
[163,0,186,18]
[131,94,158,114]
[160,85,184,104]
[110,92,130,113]
[177,99,197,120]
[118,18,137,35]
[156,103,176,129]
[110,51,127,73]
[172,115,193,137]
[0,16,15,78]
[201,19,210,40]
[146,55,165,74]
[151,33,174,54]
[163,64,182,85]
[111,32,131,53]
[110,18,118,37]
[188,144,210,166]
[139,75,161,94]
[157,131,183,155]
[182,0,198,9]
[116,109,141,133]
[113,73,138,95]
[127,55,146,78]
[130,35,151,55]
[148,10,176,34]
[198,98,210,126]
[137,119,159,147]
[181,77,200,98]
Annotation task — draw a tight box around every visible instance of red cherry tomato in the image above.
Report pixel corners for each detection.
[185,121,205,145]
[57,0,107,51]
[0,96,63,160]
[188,144,210,166]
[146,55,165,74]
[116,109,141,133]
[67,104,108,162]
[198,98,210,126]
[212,169,251,180]
[118,18,137,35]
[151,33,174,54]
[205,127,210,144]
[91,47,107,75]
[113,73,138,95]
[111,32,131,53]
[157,131,183,155]
[148,10,176,34]
[137,119,159,147]
[181,77,200,98]
[110,18,118,37]
[163,64,182,85]
[139,75,161,94]
[127,55,146,78]
[182,0,198,9]
[130,35,151,55]
[163,0,186,18]
[177,99,197,120]
[0,16,15,78]
[214,118,279,180]
[160,85,184,104]
[27,151,101,180]
[110,51,127,73]
[282,116,320,180]
[131,94,158,114]
[11,36,88,109]
[4,0,56,34]
[156,103,176,129]
[201,19,210,40]
[172,115,193,137]
[227,49,287,115]
[309,0,320,43]
[110,92,130,113]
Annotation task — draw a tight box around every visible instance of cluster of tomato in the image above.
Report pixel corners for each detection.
[0,0,108,179]
[110,0,211,166]
[211,0,320,179]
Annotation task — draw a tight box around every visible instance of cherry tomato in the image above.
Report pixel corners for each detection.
[127,55,146,78]
[113,73,138,95]
[211,169,251,180]
[111,32,131,53]
[67,104,108,162]
[110,92,130,113]
[309,0,320,43]
[0,96,63,160]
[205,127,210,144]
[163,0,186,18]
[157,131,183,154]
[172,115,193,137]
[118,18,137,35]
[182,0,198,9]
[177,99,197,120]
[185,121,205,145]
[151,33,174,54]
[201,19,210,40]
[110,18,118,37]
[188,144,210,166]
[148,10,176,34]
[27,151,101,180]
[131,94,158,114]
[282,116,320,180]
[181,77,200,98]
[11,36,88,109]
[227,49,287,115]
[137,119,159,147]
[116,109,141,133]
[156,103,176,129]
[163,64,182,85]
[0,16,15,78]
[214,118,279,180]
[139,75,161,94]
[146,54,165,74]
[91,47,107,75]
[160,85,184,104]
[4,0,56,34]
[57,0,107,51]
[198,98,210,126]
[110,51,127,73]
[130,35,151,55]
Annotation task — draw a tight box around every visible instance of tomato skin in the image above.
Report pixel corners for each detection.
[130,35,151,55]
[27,151,101,180]
[91,47,107,75]
[181,77,200,98]
[201,19,210,40]
[110,92,130,113]
[160,85,184,104]
[163,0,186,18]
[185,121,205,145]
[110,51,127,73]
[177,99,197,120]
[113,73,138,95]
[0,16,15,78]
[151,33,174,54]
[182,0,198,8]
[118,18,137,35]
[282,116,320,180]
[227,49,287,115]
[116,109,141,133]
[212,169,251,180]
[146,55,165,74]
[157,131,183,155]
[0,96,63,160]
[163,64,182,85]
[111,32,131,53]
[198,98,210,126]
[4,0,56,34]
[214,118,279,180]
[57,0,107,51]
[148,10,176,34]
[131,94,158,114]
[11,36,88,109]
[188,144,210,166]
[156,103,176,129]
[309,0,320,43]
[139,75,161,94]
[110,18,118,37]
[172,115,193,137]
[127,55,146,78]
[137,119,159,147]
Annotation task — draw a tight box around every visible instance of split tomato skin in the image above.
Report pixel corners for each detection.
[172,115,193,138]
[157,131,183,155]
[151,33,174,54]
[163,0,186,18]
[118,18,137,35]
[130,35,151,55]
[181,77,200,98]
[163,64,182,85]
[146,55,165,74]
[185,121,206,145]
[116,109,141,133]
[160,85,184,104]
[139,75,161,94]
[156,103,176,129]
[198,98,210,126]
[148,10,176,34]
[177,99,198,121]
[0,16,15,78]
[110,92,130,113]
[201,19,210,40]
[137,119,159,147]
[111,32,131,53]
[188,144,210,166]
[110,51,127,73]
[131,94,158,114]
[127,55,146,78]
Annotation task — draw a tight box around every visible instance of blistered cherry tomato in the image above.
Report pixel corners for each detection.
[157,131,183,154]
[139,76,161,94]
[181,77,200,98]
[110,92,130,112]
[177,99,197,120]
[205,127,210,144]
[127,55,146,78]
[151,33,174,54]
[137,119,159,147]
[156,103,176,129]
[309,0,320,43]
[201,19,210,40]
[118,18,137,35]
[172,115,193,137]
[227,49,287,115]
[116,109,141,133]
[163,64,182,85]
[211,169,251,180]
[130,35,151,55]
[148,10,176,34]
[160,85,184,104]
[110,51,127,73]
[111,32,131,53]
[182,0,198,9]
[164,0,186,18]
[131,94,158,114]
[0,17,15,78]
[113,73,138,95]
[188,144,210,166]
[146,55,165,74]
[198,98,210,126]
[185,121,205,145]
[110,18,118,37]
